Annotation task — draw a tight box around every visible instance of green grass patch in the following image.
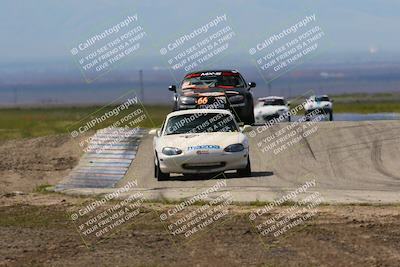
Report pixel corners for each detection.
[0,205,68,228]
[0,105,171,140]
[333,102,400,113]
[34,184,53,194]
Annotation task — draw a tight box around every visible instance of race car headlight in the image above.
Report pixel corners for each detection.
[224,143,245,152]
[162,147,182,155]
[180,96,196,105]
[228,95,244,103]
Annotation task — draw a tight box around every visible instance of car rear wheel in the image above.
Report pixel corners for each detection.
[329,111,333,121]
[155,156,170,181]
[237,156,251,177]
[235,96,255,125]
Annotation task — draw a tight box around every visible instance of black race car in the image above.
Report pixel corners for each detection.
[168,70,256,125]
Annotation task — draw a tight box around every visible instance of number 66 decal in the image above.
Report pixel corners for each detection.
[197,97,208,105]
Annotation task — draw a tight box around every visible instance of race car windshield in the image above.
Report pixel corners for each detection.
[315,96,330,102]
[164,113,238,135]
[262,99,285,106]
[181,74,245,90]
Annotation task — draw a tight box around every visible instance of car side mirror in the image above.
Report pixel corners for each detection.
[149,128,160,136]
[241,125,253,133]
[168,85,176,92]
[248,82,256,88]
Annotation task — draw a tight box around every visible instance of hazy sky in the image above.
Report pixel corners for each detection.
[1,0,399,64]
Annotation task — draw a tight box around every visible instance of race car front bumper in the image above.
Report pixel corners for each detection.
[158,149,249,174]
[305,108,332,115]
[258,113,290,123]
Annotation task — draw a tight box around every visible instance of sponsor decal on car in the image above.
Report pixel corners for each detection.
[187,145,221,151]
[200,71,222,76]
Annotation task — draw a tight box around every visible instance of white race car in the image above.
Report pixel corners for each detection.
[254,96,291,124]
[304,95,333,121]
[152,109,251,180]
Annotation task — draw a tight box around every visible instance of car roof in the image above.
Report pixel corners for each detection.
[166,109,233,120]
[310,95,329,98]
[258,96,285,101]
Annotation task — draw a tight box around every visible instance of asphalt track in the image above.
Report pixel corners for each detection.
[64,121,400,203]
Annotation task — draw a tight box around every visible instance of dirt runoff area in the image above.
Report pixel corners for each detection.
[0,134,400,267]
[0,134,87,194]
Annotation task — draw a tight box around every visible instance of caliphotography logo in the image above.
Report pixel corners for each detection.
[69,13,147,82]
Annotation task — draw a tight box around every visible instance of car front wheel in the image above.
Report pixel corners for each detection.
[237,156,251,177]
[242,110,255,125]
[155,156,170,181]
[305,111,310,121]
